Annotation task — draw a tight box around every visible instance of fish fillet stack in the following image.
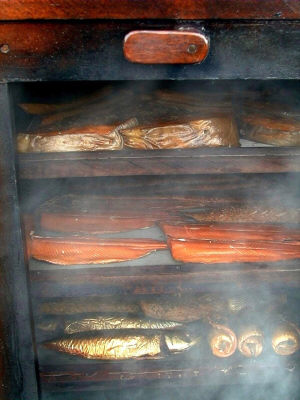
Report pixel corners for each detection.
[17,86,239,153]
[161,203,300,263]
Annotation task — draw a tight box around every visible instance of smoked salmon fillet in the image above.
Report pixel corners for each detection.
[168,238,300,263]
[27,235,167,265]
[161,223,300,243]
[40,213,162,234]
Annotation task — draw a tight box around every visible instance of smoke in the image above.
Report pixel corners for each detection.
[15,80,300,400]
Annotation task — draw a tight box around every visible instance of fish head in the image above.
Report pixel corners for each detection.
[165,332,200,353]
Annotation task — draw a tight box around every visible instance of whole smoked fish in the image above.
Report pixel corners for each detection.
[161,223,300,243]
[188,206,300,225]
[141,295,231,323]
[237,326,263,358]
[64,316,183,334]
[45,331,199,360]
[122,117,239,149]
[209,324,237,358]
[272,323,300,356]
[40,297,140,315]
[28,235,167,265]
[168,238,300,263]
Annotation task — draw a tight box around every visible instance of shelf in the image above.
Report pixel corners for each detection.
[18,147,300,179]
[30,259,300,298]
[39,355,299,392]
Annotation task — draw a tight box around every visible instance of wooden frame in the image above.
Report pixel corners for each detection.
[0,84,38,400]
[1,0,299,20]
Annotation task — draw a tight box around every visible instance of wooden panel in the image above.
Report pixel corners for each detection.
[0,21,299,81]
[18,148,300,179]
[30,260,300,298]
[123,30,209,64]
[0,0,299,20]
[0,84,39,399]
[39,357,299,390]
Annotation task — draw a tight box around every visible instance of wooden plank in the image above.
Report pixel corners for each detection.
[0,21,299,81]
[0,0,299,20]
[0,84,39,398]
[18,148,300,179]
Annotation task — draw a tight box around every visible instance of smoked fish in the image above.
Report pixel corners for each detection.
[168,238,300,263]
[141,294,233,323]
[17,125,123,153]
[27,235,167,265]
[237,326,263,358]
[122,117,239,149]
[187,206,300,225]
[161,223,300,243]
[40,297,140,315]
[241,115,300,146]
[64,316,183,334]
[272,323,300,356]
[209,324,237,358]
[45,331,200,360]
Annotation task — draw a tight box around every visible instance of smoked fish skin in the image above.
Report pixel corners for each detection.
[27,235,167,265]
[237,326,263,358]
[64,316,183,334]
[272,323,300,356]
[188,206,300,225]
[241,115,300,146]
[122,118,239,149]
[168,238,300,264]
[45,332,199,360]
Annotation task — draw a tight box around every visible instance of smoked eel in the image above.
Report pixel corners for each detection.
[272,323,300,356]
[209,324,237,358]
[237,326,263,358]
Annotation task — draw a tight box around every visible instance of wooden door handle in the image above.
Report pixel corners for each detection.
[123,30,209,64]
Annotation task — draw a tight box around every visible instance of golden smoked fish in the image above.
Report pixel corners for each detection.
[27,235,167,265]
[40,297,140,315]
[64,316,183,334]
[237,326,263,358]
[17,125,124,153]
[122,118,239,149]
[272,323,300,356]
[45,332,199,360]
[209,324,237,358]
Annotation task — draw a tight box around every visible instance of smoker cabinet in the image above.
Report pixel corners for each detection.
[0,1,300,399]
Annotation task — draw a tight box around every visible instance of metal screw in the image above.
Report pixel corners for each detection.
[187,44,198,54]
[0,44,10,54]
